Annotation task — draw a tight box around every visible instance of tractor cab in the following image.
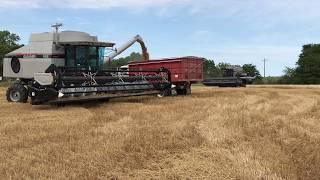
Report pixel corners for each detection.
[58,34,115,71]
[223,66,247,78]
[63,45,106,71]
[223,68,236,77]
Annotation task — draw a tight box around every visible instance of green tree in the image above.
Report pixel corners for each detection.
[104,52,142,68]
[279,67,296,84]
[294,44,320,84]
[241,64,262,83]
[261,76,281,84]
[203,59,222,78]
[280,44,320,84]
[0,30,23,75]
[242,64,261,77]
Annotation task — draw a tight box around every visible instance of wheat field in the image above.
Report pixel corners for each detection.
[0,86,319,179]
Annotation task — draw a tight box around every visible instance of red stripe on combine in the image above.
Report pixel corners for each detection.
[5,54,65,59]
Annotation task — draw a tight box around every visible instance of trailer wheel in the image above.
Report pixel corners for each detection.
[6,83,28,103]
[176,89,183,95]
[177,86,191,95]
[158,88,171,97]
[240,83,247,87]
[186,86,191,95]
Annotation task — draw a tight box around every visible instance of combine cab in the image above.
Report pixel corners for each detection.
[3,25,171,105]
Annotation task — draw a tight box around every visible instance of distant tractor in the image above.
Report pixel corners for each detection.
[203,65,256,87]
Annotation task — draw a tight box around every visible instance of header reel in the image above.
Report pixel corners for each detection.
[28,65,172,105]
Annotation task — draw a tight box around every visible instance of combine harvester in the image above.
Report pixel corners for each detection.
[3,25,203,105]
[3,25,171,105]
[203,65,255,87]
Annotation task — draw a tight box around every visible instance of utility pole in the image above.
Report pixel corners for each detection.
[262,58,268,78]
[51,23,63,46]
[51,23,63,33]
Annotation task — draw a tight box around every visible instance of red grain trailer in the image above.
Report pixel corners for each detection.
[128,56,204,95]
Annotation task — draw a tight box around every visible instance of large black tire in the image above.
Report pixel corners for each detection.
[177,89,186,95]
[186,86,191,95]
[158,88,172,97]
[6,83,28,103]
[177,86,191,95]
[240,83,247,87]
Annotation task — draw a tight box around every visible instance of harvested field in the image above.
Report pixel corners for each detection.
[0,86,320,179]
[248,84,320,89]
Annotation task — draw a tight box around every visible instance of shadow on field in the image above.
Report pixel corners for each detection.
[31,96,156,110]
[111,96,156,104]
[31,100,108,110]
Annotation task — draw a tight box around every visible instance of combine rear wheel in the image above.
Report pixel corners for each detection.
[6,83,28,103]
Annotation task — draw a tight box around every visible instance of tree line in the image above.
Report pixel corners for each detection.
[279,44,320,84]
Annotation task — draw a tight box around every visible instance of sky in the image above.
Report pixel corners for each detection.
[1,0,320,76]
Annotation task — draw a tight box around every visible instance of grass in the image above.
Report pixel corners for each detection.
[0,86,320,179]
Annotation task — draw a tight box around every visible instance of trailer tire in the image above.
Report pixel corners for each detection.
[177,86,191,95]
[158,88,171,97]
[186,86,191,95]
[240,83,247,87]
[6,83,28,103]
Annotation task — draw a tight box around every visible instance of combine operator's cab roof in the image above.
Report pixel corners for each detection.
[6,30,115,57]
[56,31,115,47]
[30,31,115,47]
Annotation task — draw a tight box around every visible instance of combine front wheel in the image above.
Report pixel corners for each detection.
[6,83,28,103]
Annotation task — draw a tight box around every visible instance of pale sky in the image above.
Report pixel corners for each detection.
[1,0,320,76]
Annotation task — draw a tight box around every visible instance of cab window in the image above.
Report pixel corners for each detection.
[65,46,105,70]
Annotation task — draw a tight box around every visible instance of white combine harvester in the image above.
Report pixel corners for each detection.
[3,24,171,105]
